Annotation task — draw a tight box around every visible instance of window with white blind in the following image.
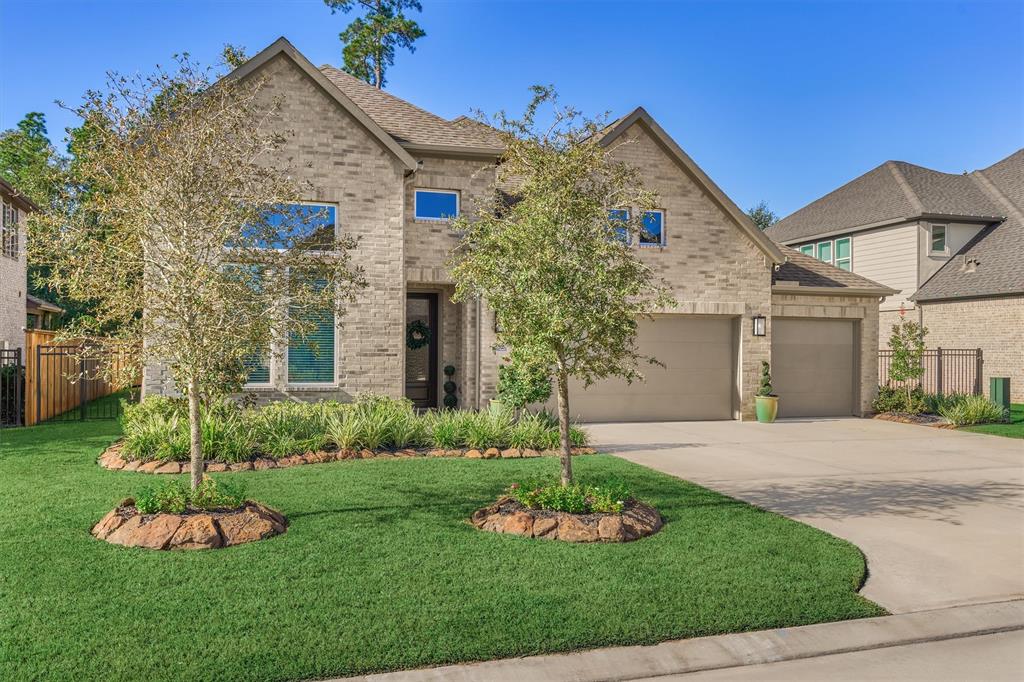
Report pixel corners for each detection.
[1,201,20,259]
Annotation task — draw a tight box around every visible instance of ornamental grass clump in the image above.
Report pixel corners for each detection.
[938,395,1007,426]
[135,477,246,515]
[507,478,633,514]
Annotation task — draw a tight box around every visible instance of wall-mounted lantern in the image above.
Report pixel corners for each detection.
[752,314,766,337]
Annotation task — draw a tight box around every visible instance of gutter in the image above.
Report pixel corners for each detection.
[776,213,1003,246]
[771,283,900,297]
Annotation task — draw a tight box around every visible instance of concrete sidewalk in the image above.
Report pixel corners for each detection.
[341,600,1024,682]
[590,417,1024,613]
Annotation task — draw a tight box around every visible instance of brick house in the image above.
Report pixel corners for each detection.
[0,178,35,353]
[143,38,897,421]
[768,150,1023,401]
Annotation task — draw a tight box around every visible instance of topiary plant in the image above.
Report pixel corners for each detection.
[757,360,775,397]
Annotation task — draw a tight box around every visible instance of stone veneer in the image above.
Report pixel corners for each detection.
[771,291,881,415]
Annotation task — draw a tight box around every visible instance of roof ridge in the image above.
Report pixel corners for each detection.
[884,160,925,214]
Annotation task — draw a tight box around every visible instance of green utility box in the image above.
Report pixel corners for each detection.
[990,377,1011,415]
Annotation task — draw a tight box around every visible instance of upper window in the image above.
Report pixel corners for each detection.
[609,209,630,243]
[414,190,459,221]
[1,201,20,260]
[241,203,337,250]
[640,210,665,247]
[930,224,947,254]
[834,237,852,271]
[799,244,815,257]
[816,240,833,264]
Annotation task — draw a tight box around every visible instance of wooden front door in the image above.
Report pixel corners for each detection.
[405,293,438,408]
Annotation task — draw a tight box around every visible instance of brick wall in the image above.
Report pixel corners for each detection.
[771,292,881,415]
[918,296,1024,402]
[143,52,408,400]
[0,196,27,352]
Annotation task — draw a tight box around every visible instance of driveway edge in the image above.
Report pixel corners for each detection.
[341,600,1024,682]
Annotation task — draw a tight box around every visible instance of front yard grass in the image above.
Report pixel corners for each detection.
[0,420,884,681]
[963,403,1024,439]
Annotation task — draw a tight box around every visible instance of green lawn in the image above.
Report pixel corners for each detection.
[0,420,883,681]
[963,403,1024,439]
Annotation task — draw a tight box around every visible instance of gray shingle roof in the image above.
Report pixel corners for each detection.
[319,66,501,151]
[773,247,897,294]
[767,159,1005,243]
[913,150,1024,301]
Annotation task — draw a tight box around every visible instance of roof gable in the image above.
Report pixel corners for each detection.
[599,108,785,263]
[224,37,418,171]
[773,248,897,296]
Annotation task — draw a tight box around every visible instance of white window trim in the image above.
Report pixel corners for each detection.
[929,223,949,256]
[638,209,667,248]
[834,236,853,271]
[816,239,833,264]
[414,189,460,222]
[799,243,816,257]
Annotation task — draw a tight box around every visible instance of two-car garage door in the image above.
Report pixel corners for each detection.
[560,315,736,422]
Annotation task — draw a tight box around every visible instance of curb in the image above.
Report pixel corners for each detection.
[338,600,1024,682]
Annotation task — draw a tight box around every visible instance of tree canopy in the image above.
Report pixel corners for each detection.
[449,87,674,484]
[323,0,425,89]
[32,56,366,487]
[747,200,779,231]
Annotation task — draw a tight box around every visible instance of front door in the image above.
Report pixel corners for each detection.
[405,293,438,408]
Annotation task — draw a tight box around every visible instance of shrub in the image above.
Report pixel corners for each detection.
[507,478,632,514]
[252,401,328,457]
[135,476,246,514]
[425,410,466,449]
[757,360,774,397]
[872,385,927,415]
[938,395,1007,426]
[464,410,514,449]
[497,362,552,409]
[201,409,252,463]
[122,413,191,462]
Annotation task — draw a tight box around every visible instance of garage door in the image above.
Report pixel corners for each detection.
[772,319,856,418]
[556,315,736,422]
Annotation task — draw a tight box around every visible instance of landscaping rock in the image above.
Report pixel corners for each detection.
[170,515,222,550]
[114,514,182,550]
[500,448,521,459]
[483,448,500,459]
[91,510,126,540]
[154,461,181,475]
[229,462,253,472]
[206,462,228,473]
[218,508,280,546]
[122,460,141,472]
[428,449,447,458]
[522,448,541,458]
[359,449,374,459]
[253,458,277,470]
[470,498,661,544]
[465,449,482,459]
[446,449,463,458]
[138,460,161,474]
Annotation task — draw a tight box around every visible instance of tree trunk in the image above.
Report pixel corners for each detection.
[555,358,572,486]
[187,376,203,490]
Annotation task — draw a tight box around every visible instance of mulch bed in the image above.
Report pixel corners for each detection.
[98,442,597,474]
[470,496,663,543]
[91,499,287,550]
[873,412,956,428]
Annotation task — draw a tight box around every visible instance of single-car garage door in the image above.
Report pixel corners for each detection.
[772,318,856,418]
[558,315,736,422]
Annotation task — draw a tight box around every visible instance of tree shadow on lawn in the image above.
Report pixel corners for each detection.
[730,478,1024,524]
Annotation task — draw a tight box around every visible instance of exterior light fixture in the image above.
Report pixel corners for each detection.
[752,314,766,337]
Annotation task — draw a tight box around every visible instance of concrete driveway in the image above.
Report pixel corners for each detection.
[588,417,1024,614]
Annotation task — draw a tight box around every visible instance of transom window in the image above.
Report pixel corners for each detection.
[1,200,20,260]
[414,189,459,221]
[930,224,947,254]
[799,244,815,257]
[834,237,851,270]
[797,237,852,271]
[640,210,666,247]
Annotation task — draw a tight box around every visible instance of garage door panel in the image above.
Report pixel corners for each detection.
[554,316,736,423]
[772,319,856,418]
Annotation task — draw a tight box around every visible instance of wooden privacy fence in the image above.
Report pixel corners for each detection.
[24,330,136,425]
[878,348,983,396]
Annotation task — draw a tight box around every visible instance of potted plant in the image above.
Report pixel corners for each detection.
[755,360,779,423]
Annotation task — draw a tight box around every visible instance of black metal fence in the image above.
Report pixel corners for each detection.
[0,348,23,428]
[879,348,983,395]
[35,344,129,422]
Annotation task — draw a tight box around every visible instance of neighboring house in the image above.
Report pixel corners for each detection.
[0,178,34,353]
[26,294,63,331]
[768,150,1024,401]
[143,37,896,420]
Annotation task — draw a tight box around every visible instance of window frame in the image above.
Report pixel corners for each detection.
[413,189,460,222]
[816,240,833,264]
[609,208,632,245]
[799,243,816,257]
[285,276,337,388]
[834,237,852,271]
[1,200,20,260]
[639,209,667,248]
[929,223,948,255]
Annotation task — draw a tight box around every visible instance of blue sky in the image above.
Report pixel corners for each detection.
[1,0,1022,216]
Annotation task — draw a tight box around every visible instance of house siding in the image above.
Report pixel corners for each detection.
[850,223,918,312]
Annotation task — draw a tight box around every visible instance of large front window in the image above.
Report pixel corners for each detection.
[414,190,459,221]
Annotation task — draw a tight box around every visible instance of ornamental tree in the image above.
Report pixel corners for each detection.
[887,308,928,408]
[32,56,366,489]
[449,87,674,485]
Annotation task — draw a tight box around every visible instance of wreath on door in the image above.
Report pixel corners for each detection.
[406,319,431,350]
